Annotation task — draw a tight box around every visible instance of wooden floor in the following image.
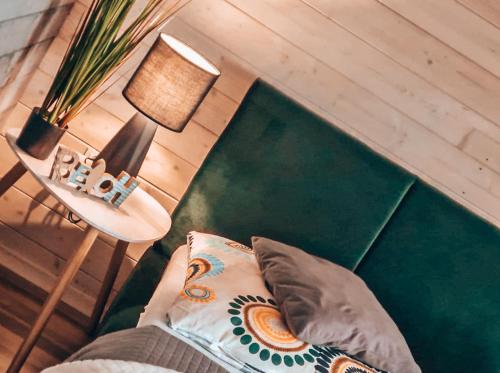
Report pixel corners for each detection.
[0,273,89,372]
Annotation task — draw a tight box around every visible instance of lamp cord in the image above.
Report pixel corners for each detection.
[68,211,82,224]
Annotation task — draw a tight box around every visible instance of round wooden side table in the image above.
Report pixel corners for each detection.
[1,128,172,373]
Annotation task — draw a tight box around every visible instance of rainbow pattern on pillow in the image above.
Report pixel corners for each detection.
[166,232,387,373]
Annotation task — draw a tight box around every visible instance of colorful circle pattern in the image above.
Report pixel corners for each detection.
[186,253,224,282]
[228,295,313,368]
[180,284,216,303]
[311,345,382,373]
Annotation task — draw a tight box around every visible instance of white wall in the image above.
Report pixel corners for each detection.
[0,0,73,116]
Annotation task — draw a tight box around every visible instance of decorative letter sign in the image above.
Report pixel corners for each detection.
[49,146,79,183]
[49,146,139,207]
[103,171,139,206]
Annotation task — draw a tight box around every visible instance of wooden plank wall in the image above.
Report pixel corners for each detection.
[0,0,74,117]
[1,0,500,321]
[0,0,252,321]
[170,0,500,223]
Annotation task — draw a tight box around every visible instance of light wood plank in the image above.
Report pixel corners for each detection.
[59,1,86,42]
[115,42,151,79]
[0,103,155,255]
[227,0,500,145]
[37,36,68,78]
[457,0,500,29]
[155,121,218,168]
[31,34,244,163]
[7,226,97,373]
[0,71,32,114]
[379,0,500,79]
[0,106,164,307]
[10,0,500,318]
[176,0,500,226]
[190,88,241,136]
[67,102,197,199]
[162,19,257,104]
[112,20,255,105]
[0,187,135,290]
[224,0,500,203]
[62,102,125,150]
[139,140,197,199]
[92,76,136,123]
[0,323,58,373]
[18,74,179,214]
[118,37,249,117]
[2,103,174,257]
[20,66,199,200]
[0,118,136,291]
[16,68,52,110]
[37,36,119,99]
[0,280,89,358]
[118,27,252,105]
[0,220,95,317]
[77,0,93,8]
[461,130,500,177]
[136,179,177,214]
[304,0,500,128]
[95,75,219,167]
[0,105,89,214]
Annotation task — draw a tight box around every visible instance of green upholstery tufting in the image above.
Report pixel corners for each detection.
[356,181,500,372]
[98,245,168,335]
[159,80,415,268]
[99,79,415,333]
[99,80,500,373]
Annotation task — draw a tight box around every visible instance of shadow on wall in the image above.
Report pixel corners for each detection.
[0,1,73,119]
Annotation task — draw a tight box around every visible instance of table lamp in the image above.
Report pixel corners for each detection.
[98,34,221,177]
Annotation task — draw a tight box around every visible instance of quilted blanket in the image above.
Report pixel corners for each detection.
[42,359,179,372]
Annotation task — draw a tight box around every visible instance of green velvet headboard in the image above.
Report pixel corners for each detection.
[100,80,500,372]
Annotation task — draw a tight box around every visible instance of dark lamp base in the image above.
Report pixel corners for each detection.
[97,112,158,177]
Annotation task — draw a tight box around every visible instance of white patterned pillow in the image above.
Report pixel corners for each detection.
[166,232,387,373]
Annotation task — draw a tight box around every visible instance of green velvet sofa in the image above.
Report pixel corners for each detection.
[99,80,500,372]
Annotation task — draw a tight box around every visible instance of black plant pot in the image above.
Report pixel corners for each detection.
[16,107,66,160]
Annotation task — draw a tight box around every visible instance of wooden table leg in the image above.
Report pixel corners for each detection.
[88,239,129,335]
[7,226,99,373]
[0,161,26,197]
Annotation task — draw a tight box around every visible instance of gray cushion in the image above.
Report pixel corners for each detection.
[252,236,420,373]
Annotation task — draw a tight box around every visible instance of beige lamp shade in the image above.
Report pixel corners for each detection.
[123,34,221,132]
